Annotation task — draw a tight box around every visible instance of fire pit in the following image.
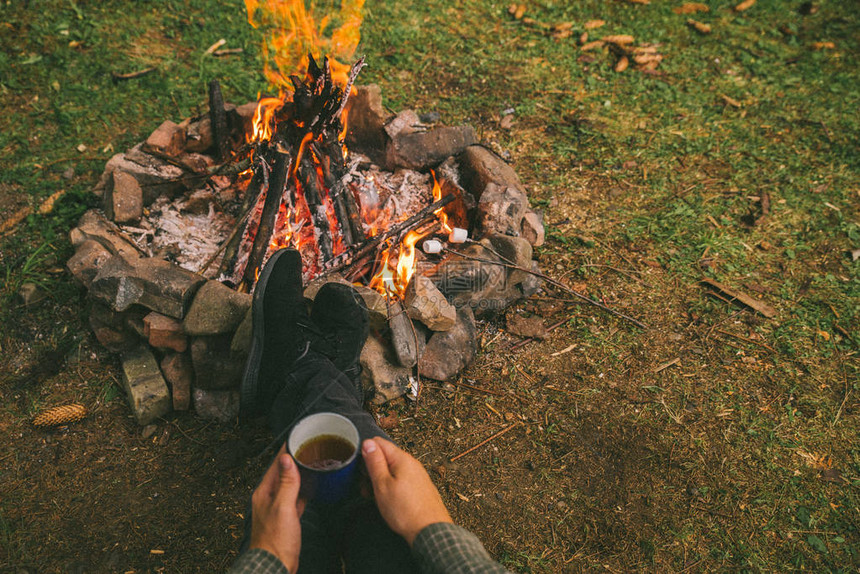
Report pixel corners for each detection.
[66,8,545,426]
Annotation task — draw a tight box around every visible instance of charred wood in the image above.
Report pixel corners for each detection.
[242,151,290,288]
[208,80,229,162]
[297,155,333,262]
[324,193,457,277]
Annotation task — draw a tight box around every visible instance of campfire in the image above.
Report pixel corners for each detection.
[66,0,546,424]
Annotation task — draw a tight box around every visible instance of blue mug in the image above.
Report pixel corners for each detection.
[288,412,360,504]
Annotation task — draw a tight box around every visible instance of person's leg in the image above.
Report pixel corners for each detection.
[269,353,387,442]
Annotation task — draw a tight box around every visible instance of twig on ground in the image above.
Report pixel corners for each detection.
[111,66,157,81]
[701,278,777,318]
[446,247,648,329]
[653,357,680,373]
[715,329,775,353]
[659,396,684,424]
[451,379,503,396]
[450,422,520,462]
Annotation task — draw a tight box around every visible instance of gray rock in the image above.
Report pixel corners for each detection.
[183,280,251,336]
[431,243,510,316]
[142,120,186,157]
[90,256,205,318]
[477,182,528,237]
[521,260,544,297]
[345,84,388,158]
[521,210,545,247]
[404,275,457,331]
[352,285,390,330]
[160,352,193,411]
[193,388,239,422]
[384,109,422,139]
[230,308,253,356]
[70,210,143,263]
[104,171,143,224]
[419,307,477,381]
[184,116,213,153]
[190,335,244,390]
[458,145,526,199]
[388,301,421,368]
[483,233,533,286]
[386,125,477,171]
[360,335,414,404]
[99,144,185,204]
[303,274,351,300]
[120,346,172,425]
[235,101,258,135]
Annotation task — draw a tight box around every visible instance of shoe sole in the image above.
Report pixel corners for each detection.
[239,249,300,421]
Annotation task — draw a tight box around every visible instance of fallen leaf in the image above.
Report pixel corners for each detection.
[734,0,756,12]
[633,53,662,65]
[584,19,605,30]
[499,114,514,130]
[581,40,605,51]
[38,189,66,214]
[601,34,635,45]
[817,330,831,341]
[673,3,709,14]
[687,19,711,34]
[626,0,649,4]
[812,41,836,50]
[721,94,742,108]
[614,55,629,72]
[510,3,526,19]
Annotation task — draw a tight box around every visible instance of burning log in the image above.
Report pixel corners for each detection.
[325,192,457,278]
[242,150,290,288]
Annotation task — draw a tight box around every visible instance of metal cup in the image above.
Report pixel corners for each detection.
[287,412,360,504]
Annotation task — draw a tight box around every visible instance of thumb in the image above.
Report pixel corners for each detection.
[362,438,392,487]
[274,453,301,503]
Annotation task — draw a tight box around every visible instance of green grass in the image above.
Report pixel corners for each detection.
[1,0,858,571]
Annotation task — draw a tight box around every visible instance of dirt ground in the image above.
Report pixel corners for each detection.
[2,169,854,573]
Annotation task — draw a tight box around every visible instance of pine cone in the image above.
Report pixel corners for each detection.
[32,404,88,427]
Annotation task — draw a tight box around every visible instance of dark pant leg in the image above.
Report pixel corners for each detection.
[265,353,416,572]
[339,498,416,574]
[269,353,390,442]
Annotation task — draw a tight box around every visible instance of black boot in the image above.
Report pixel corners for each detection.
[240,249,321,420]
[310,283,370,395]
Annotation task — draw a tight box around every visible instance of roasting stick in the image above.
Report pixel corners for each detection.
[444,246,648,330]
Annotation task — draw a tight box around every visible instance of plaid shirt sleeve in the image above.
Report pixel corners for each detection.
[412,522,512,574]
[227,548,290,574]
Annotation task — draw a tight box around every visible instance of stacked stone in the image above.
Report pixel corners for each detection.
[69,85,547,421]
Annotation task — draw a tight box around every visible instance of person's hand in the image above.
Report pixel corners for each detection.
[249,445,305,572]
[362,437,453,546]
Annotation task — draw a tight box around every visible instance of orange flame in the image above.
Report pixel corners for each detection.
[245,0,365,89]
[251,96,286,142]
[395,230,423,295]
[431,171,453,234]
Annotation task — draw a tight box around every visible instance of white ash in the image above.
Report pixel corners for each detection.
[344,159,434,233]
[136,195,234,273]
